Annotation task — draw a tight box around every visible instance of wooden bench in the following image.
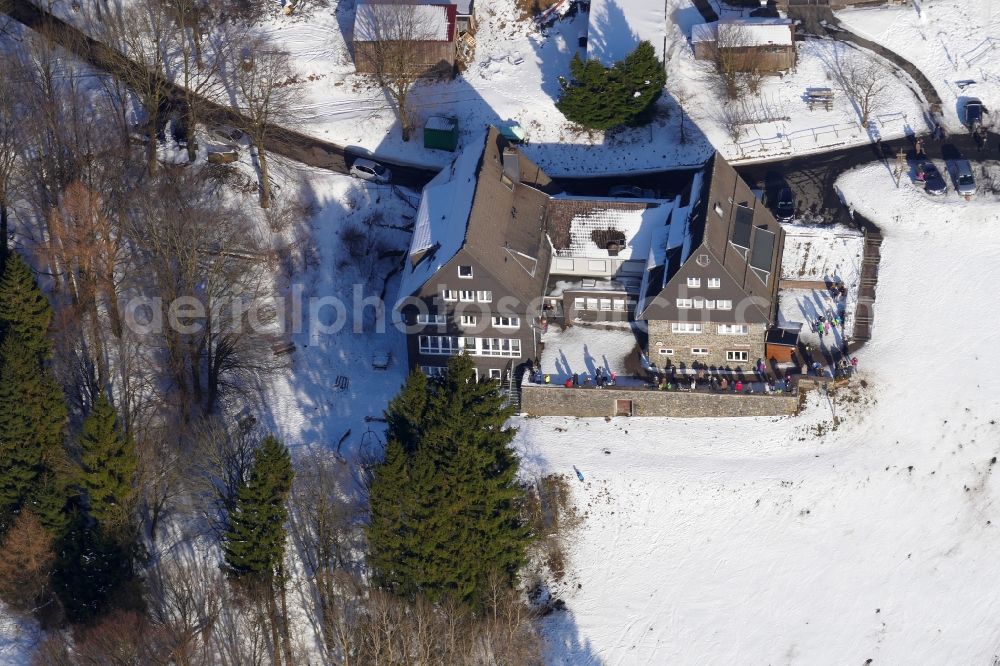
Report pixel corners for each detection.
[805,87,834,111]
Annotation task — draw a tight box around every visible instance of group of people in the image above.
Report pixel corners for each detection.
[813,311,843,338]
[653,367,792,395]
[547,367,617,389]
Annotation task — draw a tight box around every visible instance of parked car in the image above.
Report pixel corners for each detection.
[350,158,392,183]
[921,162,947,196]
[608,185,655,198]
[964,98,984,131]
[774,187,795,222]
[955,159,977,197]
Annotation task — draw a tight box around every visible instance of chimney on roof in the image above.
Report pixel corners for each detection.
[502,148,520,186]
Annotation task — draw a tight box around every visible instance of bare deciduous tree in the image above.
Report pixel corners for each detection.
[354,2,443,141]
[712,24,766,100]
[147,558,223,666]
[0,511,56,614]
[232,42,298,209]
[836,54,890,127]
[0,63,18,265]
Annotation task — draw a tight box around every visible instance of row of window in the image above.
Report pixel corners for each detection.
[572,297,636,312]
[658,349,749,361]
[416,314,520,328]
[442,290,493,303]
[421,365,505,380]
[686,277,722,289]
[418,335,522,357]
[676,298,733,310]
[670,323,749,335]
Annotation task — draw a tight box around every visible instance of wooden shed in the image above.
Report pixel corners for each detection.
[766,324,801,365]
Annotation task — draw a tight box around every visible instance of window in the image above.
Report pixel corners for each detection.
[726,350,749,362]
[419,336,461,355]
[491,315,520,328]
[693,297,704,309]
[705,299,716,309]
[573,297,585,310]
[717,300,733,310]
[696,254,710,267]
[671,322,703,334]
[420,366,448,377]
[459,290,475,302]
[460,315,477,327]
[472,337,521,357]
[489,368,502,379]
[599,298,612,311]
[586,298,598,311]
[708,278,721,289]
[691,347,709,356]
[458,265,473,279]
[718,324,749,335]
[555,258,575,271]
[687,277,701,288]
[588,259,608,272]
[658,348,674,356]
[476,290,493,303]
[676,298,693,309]
[613,299,627,311]
[416,314,446,325]
[714,203,724,217]
[442,290,457,302]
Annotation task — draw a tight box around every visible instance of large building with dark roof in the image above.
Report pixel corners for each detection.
[396,127,785,380]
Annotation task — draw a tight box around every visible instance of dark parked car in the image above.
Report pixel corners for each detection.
[964,98,984,131]
[774,187,795,222]
[921,162,947,196]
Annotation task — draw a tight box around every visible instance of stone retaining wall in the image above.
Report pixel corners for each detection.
[521,384,800,418]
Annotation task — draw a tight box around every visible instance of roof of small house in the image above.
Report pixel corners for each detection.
[354,1,456,43]
[690,22,717,44]
[545,197,674,261]
[452,0,473,16]
[717,18,794,47]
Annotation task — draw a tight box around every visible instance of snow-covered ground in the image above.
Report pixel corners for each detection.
[0,606,38,665]
[538,323,641,385]
[517,160,1000,664]
[780,223,864,284]
[838,0,1000,132]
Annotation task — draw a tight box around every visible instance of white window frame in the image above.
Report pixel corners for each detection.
[671,322,703,334]
[708,278,721,289]
[718,324,749,335]
[687,277,701,288]
[458,290,475,302]
[716,299,733,310]
[488,368,502,379]
[419,335,461,355]
[612,299,627,311]
[676,298,693,309]
[658,348,674,356]
[693,297,704,309]
[599,298,612,311]
[491,315,520,328]
[705,299,716,309]
[416,314,447,325]
[476,290,493,303]
[726,350,749,362]
[573,297,585,310]
[460,315,477,327]
[691,347,710,356]
[442,290,457,302]
[420,365,448,377]
[457,265,473,279]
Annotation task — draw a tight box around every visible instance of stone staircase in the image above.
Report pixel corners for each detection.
[852,229,883,344]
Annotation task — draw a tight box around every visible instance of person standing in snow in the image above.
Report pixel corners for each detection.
[824,322,831,335]
[720,377,729,392]
[690,377,696,391]
[735,380,743,393]
[610,371,617,386]
[572,372,579,387]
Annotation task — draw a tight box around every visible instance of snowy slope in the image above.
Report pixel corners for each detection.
[516,160,1000,664]
[838,0,1000,132]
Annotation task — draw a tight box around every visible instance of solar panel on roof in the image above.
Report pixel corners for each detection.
[732,205,753,248]
[750,228,775,271]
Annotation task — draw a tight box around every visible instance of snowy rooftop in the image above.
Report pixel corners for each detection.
[547,198,674,260]
[354,2,454,42]
[718,19,794,47]
[586,0,667,65]
[397,131,486,297]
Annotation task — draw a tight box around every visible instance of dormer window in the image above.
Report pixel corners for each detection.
[458,265,473,279]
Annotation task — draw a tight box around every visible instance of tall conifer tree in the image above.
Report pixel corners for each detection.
[223,435,294,580]
[79,394,136,531]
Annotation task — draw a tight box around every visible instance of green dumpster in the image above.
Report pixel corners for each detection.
[423,116,459,151]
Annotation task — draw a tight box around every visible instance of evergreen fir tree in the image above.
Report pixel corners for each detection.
[384,369,428,453]
[367,355,532,606]
[0,336,67,527]
[222,435,294,580]
[0,252,53,359]
[79,394,136,531]
[557,41,665,130]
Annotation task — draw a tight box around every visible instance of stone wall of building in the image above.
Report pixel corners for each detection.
[521,384,799,418]
[647,320,769,369]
